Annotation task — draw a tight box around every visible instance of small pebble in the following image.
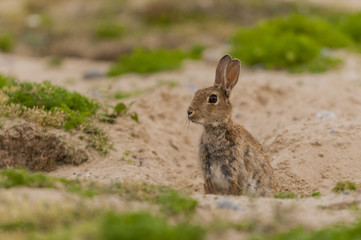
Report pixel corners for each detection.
[83,69,105,79]
[216,197,243,211]
[187,84,198,92]
[139,157,144,166]
[329,129,337,134]
[316,110,336,120]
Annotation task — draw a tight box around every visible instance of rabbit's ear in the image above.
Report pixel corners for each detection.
[225,59,241,92]
[214,54,232,88]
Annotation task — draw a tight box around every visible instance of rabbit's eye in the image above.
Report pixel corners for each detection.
[208,94,218,103]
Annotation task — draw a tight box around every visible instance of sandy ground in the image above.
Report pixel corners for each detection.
[1,47,361,234]
[301,0,361,11]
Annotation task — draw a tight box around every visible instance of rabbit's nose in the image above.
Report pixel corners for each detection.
[187,109,194,117]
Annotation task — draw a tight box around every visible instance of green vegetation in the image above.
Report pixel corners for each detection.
[0,0,324,60]
[100,211,204,240]
[0,74,17,89]
[0,168,56,188]
[333,181,357,193]
[82,123,112,155]
[274,192,297,199]
[121,151,132,163]
[101,101,139,123]
[311,192,321,197]
[0,33,14,52]
[114,90,143,99]
[2,169,361,240]
[347,205,360,211]
[94,21,125,39]
[290,54,342,73]
[340,12,361,43]
[252,221,361,240]
[0,168,198,215]
[108,46,204,76]
[0,168,98,197]
[230,14,351,73]
[0,169,204,239]
[47,56,63,67]
[0,76,126,154]
[4,81,98,130]
[156,190,198,216]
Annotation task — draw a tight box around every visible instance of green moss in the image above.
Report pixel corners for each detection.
[0,34,14,52]
[4,81,98,130]
[274,192,297,199]
[333,181,357,193]
[94,21,125,39]
[156,190,198,215]
[108,46,204,76]
[230,14,352,72]
[100,211,205,240]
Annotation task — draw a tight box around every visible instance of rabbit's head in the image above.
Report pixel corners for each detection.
[187,54,241,126]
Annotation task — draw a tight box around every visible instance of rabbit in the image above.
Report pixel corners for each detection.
[187,54,276,197]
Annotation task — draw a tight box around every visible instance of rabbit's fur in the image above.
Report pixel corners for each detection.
[187,54,276,196]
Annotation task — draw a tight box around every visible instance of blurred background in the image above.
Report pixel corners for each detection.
[0,0,301,59]
[1,0,361,75]
[1,1,361,240]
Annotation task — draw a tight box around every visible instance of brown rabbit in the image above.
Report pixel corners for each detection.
[187,54,276,196]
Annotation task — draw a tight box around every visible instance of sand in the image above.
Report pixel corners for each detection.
[1,47,361,233]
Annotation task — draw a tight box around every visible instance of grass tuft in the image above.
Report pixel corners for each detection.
[0,34,14,52]
[108,46,204,76]
[94,21,125,39]
[340,12,361,43]
[230,14,351,72]
[274,192,297,199]
[156,190,198,215]
[0,168,97,197]
[311,192,321,197]
[0,74,17,89]
[100,211,205,240]
[0,168,55,188]
[252,221,361,240]
[333,181,357,193]
[4,81,98,130]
